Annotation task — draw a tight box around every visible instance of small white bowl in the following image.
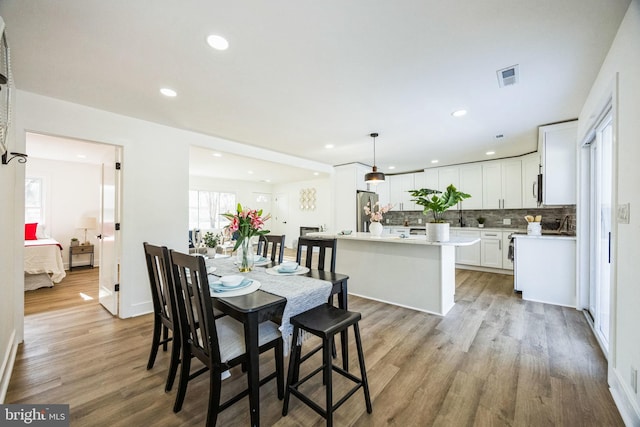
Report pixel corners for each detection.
[278,261,299,272]
[220,275,244,287]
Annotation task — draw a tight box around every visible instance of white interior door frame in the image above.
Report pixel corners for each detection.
[98,146,122,315]
[578,85,617,361]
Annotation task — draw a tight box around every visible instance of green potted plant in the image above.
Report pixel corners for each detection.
[477,217,486,228]
[408,184,471,242]
[70,237,79,247]
[203,232,221,256]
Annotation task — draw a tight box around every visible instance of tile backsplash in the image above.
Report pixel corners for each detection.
[384,206,576,232]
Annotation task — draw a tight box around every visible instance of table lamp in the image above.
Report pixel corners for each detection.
[77,217,97,245]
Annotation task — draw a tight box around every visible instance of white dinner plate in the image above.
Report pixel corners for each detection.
[264,266,310,276]
[211,280,261,298]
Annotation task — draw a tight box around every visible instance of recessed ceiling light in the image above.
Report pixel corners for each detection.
[313,172,319,176]
[452,109,467,117]
[388,166,396,170]
[160,88,177,97]
[247,170,254,174]
[486,151,496,155]
[207,34,229,50]
[76,154,87,159]
[431,159,439,164]
[262,179,271,183]
[324,144,334,149]
[212,152,222,157]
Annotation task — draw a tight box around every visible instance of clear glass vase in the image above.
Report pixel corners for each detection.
[236,238,254,272]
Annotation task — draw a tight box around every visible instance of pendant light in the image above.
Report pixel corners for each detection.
[365,132,385,183]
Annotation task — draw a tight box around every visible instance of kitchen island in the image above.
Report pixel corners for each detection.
[308,232,480,316]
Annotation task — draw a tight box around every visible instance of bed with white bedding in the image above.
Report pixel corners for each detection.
[24,238,66,289]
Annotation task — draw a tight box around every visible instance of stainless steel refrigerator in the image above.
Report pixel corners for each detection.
[356,190,379,232]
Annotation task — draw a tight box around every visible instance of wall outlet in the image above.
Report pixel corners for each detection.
[617,203,630,224]
[503,218,511,225]
[418,218,422,224]
[632,366,638,394]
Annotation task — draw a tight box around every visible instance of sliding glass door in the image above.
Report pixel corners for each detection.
[587,113,613,350]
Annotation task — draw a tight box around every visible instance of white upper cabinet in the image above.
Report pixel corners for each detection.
[539,121,577,205]
[437,167,460,193]
[376,180,390,206]
[388,173,418,211]
[522,153,540,209]
[355,163,372,191]
[458,164,483,210]
[482,159,522,209]
[423,168,439,191]
[502,159,523,209]
[482,161,502,209]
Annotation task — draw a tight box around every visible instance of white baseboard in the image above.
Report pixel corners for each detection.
[610,367,640,426]
[455,264,514,275]
[123,300,153,318]
[0,330,19,403]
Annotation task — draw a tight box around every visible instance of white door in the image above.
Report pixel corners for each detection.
[98,146,122,315]
[588,114,613,350]
[273,193,288,237]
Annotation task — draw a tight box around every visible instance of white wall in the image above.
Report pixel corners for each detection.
[578,1,640,423]
[7,90,329,335]
[0,91,19,402]
[26,157,102,268]
[189,175,274,239]
[272,177,332,248]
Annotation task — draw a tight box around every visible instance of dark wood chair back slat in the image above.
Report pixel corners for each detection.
[257,234,286,264]
[296,237,337,272]
[143,242,181,391]
[169,249,221,365]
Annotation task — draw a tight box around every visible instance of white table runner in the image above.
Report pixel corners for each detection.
[206,258,332,352]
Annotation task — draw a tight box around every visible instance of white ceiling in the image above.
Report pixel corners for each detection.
[1,0,631,174]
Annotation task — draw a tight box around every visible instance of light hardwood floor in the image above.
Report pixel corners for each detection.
[9,267,623,426]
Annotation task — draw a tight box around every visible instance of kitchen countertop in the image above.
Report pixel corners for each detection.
[511,233,576,240]
[307,231,480,246]
[387,225,576,237]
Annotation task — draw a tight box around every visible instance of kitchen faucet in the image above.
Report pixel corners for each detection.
[557,215,570,232]
[458,209,465,227]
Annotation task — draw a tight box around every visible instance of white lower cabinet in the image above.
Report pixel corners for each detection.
[502,232,514,270]
[480,231,503,268]
[453,229,513,270]
[514,236,576,306]
[454,229,481,266]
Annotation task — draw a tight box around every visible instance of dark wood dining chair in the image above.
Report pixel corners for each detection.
[257,234,286,264]
[169,249,285,426]
[143,242,181,392]
[296,237,337,272]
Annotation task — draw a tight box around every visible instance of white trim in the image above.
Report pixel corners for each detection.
[455,264,514,275]
[346,292,444,317]
[583,310,609,361]
[0,330,19,403]
[610,366,640,427]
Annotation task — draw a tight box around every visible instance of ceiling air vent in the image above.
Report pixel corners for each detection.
[497,64,519,88]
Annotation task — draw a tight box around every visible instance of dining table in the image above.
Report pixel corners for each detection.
[205,256,350,427]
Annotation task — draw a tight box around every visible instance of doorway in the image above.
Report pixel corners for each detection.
[583,111,614,352]
[24,133,122,316]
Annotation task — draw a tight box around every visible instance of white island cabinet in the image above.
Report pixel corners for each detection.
[311,232,479,316]
[513,234,576,307]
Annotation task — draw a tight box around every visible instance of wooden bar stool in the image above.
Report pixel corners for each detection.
[282,304,372,426]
